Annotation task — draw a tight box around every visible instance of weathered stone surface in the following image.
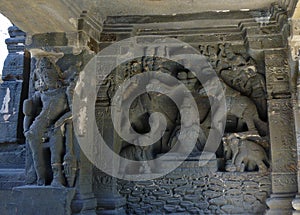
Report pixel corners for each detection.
[0,81,23,143]
[0,144,25,169]
[0,169,25,190]
[0,1,299,215]
[12,186,76,215]
[0,26,26,144]
[118,161,270,214]
[0,1,285,34]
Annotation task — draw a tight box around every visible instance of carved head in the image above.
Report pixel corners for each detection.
[35,57,63,90]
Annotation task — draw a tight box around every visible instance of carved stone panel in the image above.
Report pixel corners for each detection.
[265,50,290,98]
[268,99,297,193]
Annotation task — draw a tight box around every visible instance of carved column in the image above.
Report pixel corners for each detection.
[289,11,300,214]
[265,50,298,214]
[93,85,126,214]
[291,56,300,214]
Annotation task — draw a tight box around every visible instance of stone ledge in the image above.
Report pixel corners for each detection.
[11,186,76,215]
[0,168,25,190]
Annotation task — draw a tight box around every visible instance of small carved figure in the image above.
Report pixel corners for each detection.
[119,114,162,174]
[119,144,153,174]
[223,133,269,172]
[168,97,206,155]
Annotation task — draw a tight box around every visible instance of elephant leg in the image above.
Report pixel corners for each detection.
[235,154,245,172]
[247,160,257,171]
[257,160,268,172]
[244,117,256,131]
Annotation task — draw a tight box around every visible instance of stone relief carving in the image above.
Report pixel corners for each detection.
[167,97,206,156]
[221,83,268,135]
[222,132,269,172]
[23,54,77,187]
[96,51,268,173]
[119,115,160,174]
[200,43,267,120]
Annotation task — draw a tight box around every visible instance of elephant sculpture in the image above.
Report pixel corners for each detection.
[223,133,269,172]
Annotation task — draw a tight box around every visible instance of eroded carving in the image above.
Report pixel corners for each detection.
[23,54,77,187]
[200,43,267,120]
[223,132,269,172]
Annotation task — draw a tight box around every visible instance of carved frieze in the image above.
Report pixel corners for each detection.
[265,50,291,98]
[271,173,298,193]
[268,99,297,174]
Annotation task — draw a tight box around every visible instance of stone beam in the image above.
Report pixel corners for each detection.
[0,0,297,35]
[0,0,81,33]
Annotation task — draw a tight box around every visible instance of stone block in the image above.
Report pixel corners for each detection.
[0,81,23,143]
[2,53,24,78]
[12,186,76,215]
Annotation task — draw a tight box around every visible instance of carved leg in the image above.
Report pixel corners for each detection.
[25,131,46,185]
[231,152,238,165]
[244,118,256,131]
[63,122,77,187]
[257,160,268,173]
[247,160,257,171]
[50,128,65,187]
[234,154,244,172]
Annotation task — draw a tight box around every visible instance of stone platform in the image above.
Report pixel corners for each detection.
[11,186,76,215]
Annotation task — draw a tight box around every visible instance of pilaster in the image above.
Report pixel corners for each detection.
[265,50,298,214]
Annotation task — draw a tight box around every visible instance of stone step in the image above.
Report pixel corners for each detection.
[0,189,15,215]
[0,168,25,190]
[0,144,25,169]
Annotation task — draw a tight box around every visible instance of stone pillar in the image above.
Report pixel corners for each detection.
[291,58,300,214]
[265,50,298,214]
[0,25,28,143]
[93,101,126,214]
[289,15,300,214]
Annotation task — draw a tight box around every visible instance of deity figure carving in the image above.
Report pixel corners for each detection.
[119,139,153,174]
[168,97,207,156]
[119,114,161,174]
[23,54,77,187]
[216,43,247,72]
[223,133,269,172]
[221,65,267,120]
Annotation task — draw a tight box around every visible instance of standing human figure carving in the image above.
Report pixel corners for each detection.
[24,55,70,186]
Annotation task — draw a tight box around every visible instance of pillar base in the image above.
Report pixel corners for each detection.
[96,192,126,215]
[292,194,300,214]
[12,186,76,215]
[266,193,295,215]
